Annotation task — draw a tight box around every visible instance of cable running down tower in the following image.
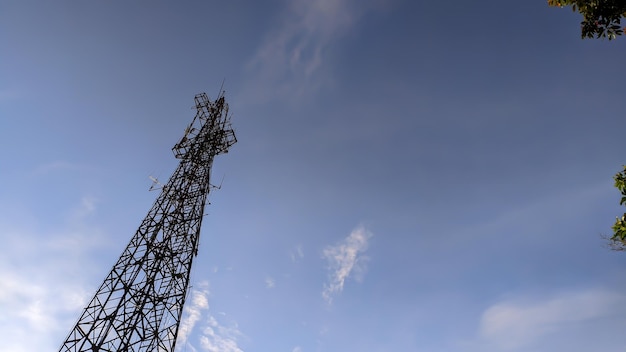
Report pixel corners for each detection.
[59,92,237,352]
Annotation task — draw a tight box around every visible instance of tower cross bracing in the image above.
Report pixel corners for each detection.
[59,92,236,352]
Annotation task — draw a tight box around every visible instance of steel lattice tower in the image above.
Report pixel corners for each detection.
[59,92,237,352]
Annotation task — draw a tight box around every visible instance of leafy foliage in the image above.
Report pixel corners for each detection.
[609,166,626,250]
[548,0,626,40]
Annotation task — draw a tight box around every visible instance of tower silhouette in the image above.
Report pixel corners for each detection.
[59,92,237,352]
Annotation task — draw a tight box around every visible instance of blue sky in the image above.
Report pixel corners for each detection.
[1,1,626,351]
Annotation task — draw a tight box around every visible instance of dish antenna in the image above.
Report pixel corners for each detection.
[149,175,163,191]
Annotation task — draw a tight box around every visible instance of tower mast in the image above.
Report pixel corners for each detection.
[59,92,237,352]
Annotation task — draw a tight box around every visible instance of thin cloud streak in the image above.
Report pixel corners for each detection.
[476,288,626,351]
[322,225,372,304]
[244,0,381,103]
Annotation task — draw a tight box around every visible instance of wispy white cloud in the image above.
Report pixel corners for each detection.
[177,282,210,351]
[322,225,372,304]
[177,283,245,352]
[292,346,303,352]
[199,315,244,352]
[265,276,276,289]
[0,217,107,352]
[0,268,91,352]
[474,288,626,351]
[244,0,384,103]
[69,196,98,220]
[290,244,304,262]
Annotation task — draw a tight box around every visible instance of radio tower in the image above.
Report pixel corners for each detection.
[59,92,237,352]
